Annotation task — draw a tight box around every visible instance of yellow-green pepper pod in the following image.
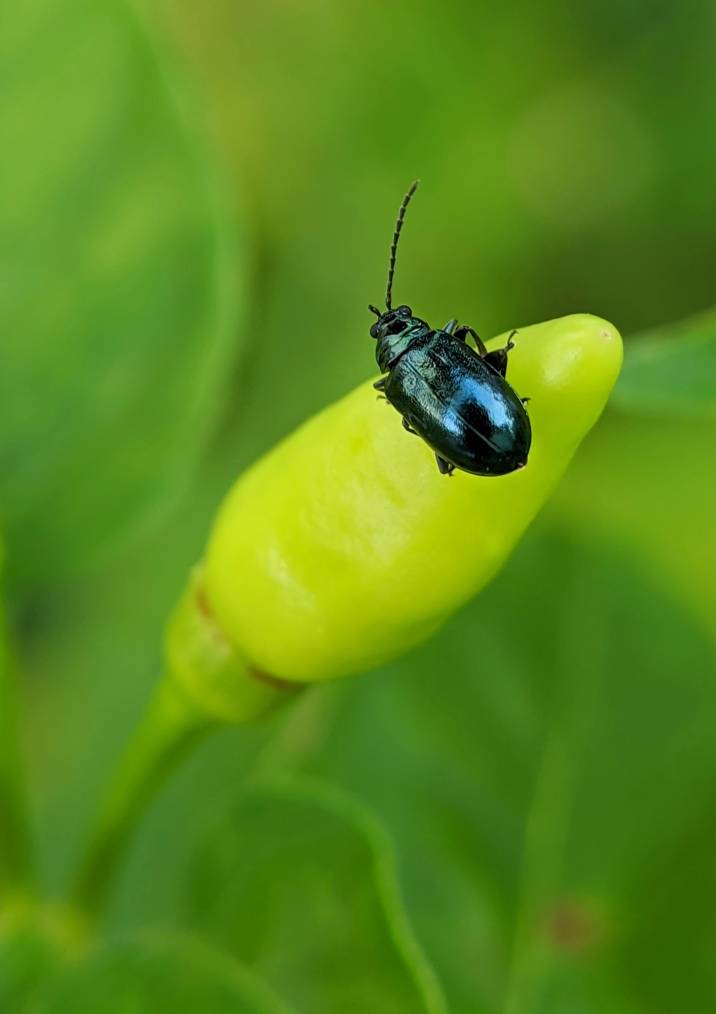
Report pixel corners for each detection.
[187,314,621,686]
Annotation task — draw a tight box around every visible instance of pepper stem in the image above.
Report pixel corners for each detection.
[69,676,211,928]
[69,570,300,929]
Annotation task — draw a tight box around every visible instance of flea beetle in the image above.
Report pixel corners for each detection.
[369,182,532,476]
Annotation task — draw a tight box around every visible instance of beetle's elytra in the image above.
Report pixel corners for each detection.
[369,182,532,477]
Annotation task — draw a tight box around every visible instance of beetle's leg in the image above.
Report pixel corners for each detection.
[373,376,387,391]
[443,318,459,334]
[521,396,531,405]
[483,348,508,377]
[402,417,417,435]
[435,454,455,476]
[483,330,518,378]
[454,325,489,357]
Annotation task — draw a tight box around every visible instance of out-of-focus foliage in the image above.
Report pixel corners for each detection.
[0,916,60,1012]
[554,314,716,641]
[2,0,716,1011]
[31,934,291,1013]
[282,535,716,1014]
[613,311,716,418]
[187,777,447,1014]
[0,0,242,586]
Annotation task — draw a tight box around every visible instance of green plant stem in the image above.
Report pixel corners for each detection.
[70,677,214,928]
[69,573,297,930]
[0,595,34,899]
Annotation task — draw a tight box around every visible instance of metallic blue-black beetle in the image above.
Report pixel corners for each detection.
[369,182,532,476]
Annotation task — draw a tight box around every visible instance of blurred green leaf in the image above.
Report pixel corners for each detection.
[0,0,242,587]
[258,533,716,1013]
[553,308,716,643]
[551,411,716,642]
[0,579,34,893]
[613,311,716,418]
[0,917,60,1013]
[31,933,290,1014]
[185,776,447,1014]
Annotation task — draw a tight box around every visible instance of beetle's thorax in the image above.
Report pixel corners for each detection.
[370,305,430,371]
[375,319,429,371]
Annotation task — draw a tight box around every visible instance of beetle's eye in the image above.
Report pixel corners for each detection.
[396,305,411,317]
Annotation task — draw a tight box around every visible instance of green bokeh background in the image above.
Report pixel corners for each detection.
[2,0,716,1011]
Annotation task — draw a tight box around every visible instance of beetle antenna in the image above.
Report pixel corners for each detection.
[385,180,419,311]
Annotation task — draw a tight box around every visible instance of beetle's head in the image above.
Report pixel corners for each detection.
[368,303,414,341]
